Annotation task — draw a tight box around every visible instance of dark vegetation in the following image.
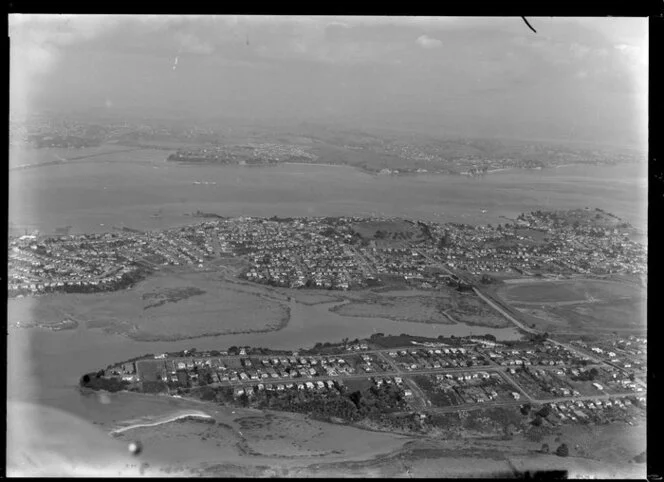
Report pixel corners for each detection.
[555,443,570,457]
[142,287,207,310]
[570,367,599,382]
[369,333,497,349]
[188,380,408,428]
[79,371,130,392]
[8,263,154,298]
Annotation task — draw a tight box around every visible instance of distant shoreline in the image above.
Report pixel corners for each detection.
[281,162,349,168]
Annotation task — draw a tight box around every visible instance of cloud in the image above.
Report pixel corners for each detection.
[416,34,442,49]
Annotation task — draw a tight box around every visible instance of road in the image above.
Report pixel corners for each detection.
[348,245,377,277]
[187,357,644,414]
[414,248,644,389]
[377,351,431,409]
[471,287,538,335]
[421,389,646,415]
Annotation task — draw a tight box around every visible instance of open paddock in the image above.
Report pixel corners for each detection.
[497,279,641,304]
[496,279,645,334]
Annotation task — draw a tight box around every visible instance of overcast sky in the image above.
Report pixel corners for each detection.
[10,15,648,148]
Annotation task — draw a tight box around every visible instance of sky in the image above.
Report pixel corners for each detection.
[9,15,648,148]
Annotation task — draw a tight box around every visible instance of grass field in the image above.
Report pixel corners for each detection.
[498,279,640,304]
[136,359,167,382]
[350,219,427,248]
[496,279,646,334]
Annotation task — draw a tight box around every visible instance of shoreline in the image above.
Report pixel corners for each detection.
[109,410,214,435]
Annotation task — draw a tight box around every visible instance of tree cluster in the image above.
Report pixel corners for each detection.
[79,372,130,392]
[571,367,599,382]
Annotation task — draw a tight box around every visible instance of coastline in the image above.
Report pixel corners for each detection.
[109,410,214,435]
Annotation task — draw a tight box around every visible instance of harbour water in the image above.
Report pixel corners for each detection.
[7,153,646,435]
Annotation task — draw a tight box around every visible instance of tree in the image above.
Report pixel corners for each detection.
[520,404,532,415]
[531,416,543,426]
[239,393,249,407]
[349,391,363,409]
[541,443,550,454]
[556,443,569,457]
[537,405,551,418]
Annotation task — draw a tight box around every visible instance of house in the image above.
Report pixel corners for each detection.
[404,389,413,397]
[297,383,305,390]
[316,381,325,390]
[511,392,521,400]
[305,382,314,390]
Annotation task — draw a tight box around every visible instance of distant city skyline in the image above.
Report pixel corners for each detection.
[10,15,648,148]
